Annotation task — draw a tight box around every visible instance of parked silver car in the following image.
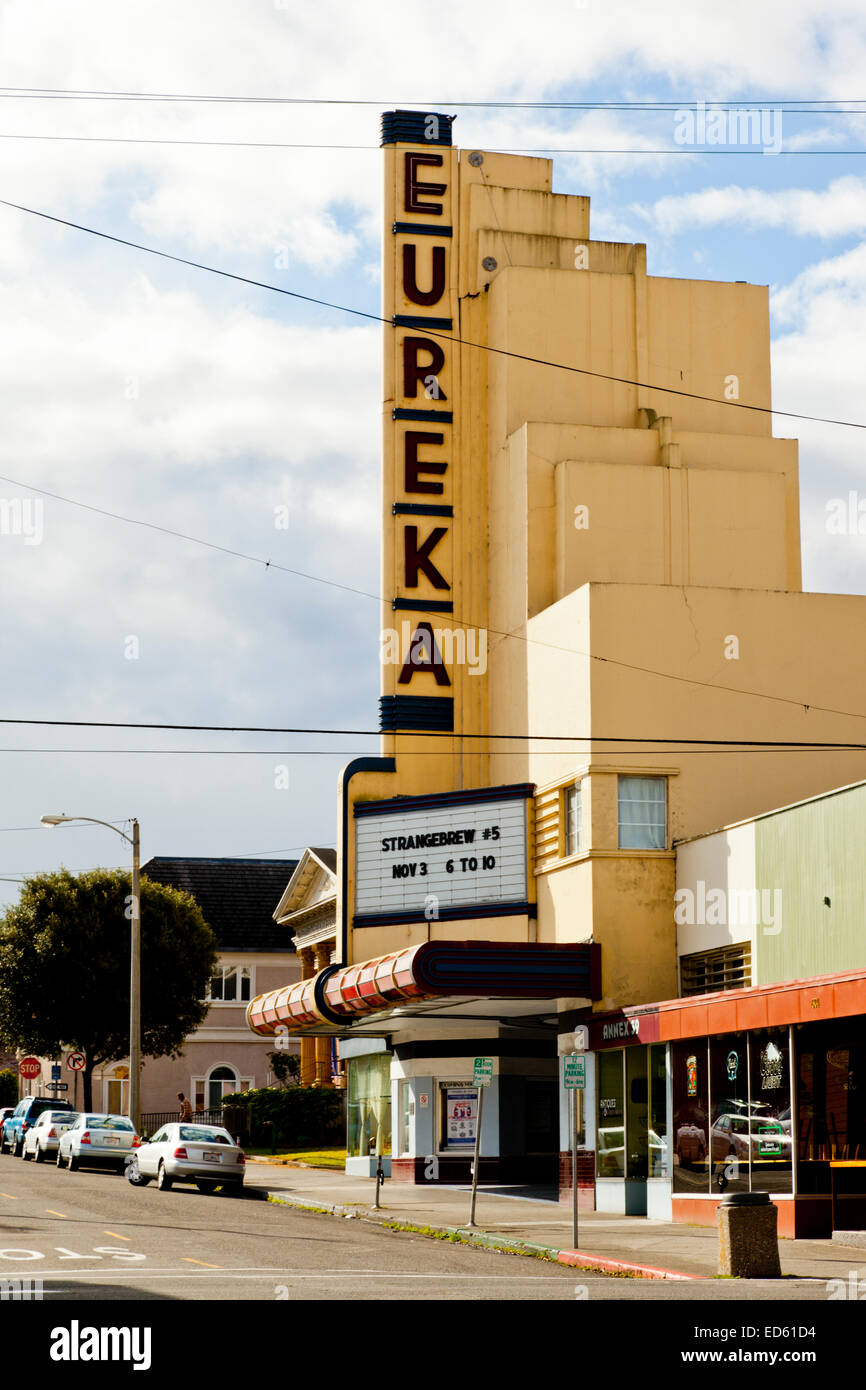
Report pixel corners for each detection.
[57,1113,140,1173]
[126,1122,245,1194]
[22,1109,79,1161]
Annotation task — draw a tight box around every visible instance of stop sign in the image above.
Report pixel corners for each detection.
[18,1056,41,1079]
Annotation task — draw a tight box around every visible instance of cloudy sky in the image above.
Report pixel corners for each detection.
[0,0,865,907]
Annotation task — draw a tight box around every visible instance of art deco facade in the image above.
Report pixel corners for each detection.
[248,112,866,1226]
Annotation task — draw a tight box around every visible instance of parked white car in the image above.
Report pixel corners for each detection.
[57,1113,140,1173]
[125,1122,245,1195]
[22,1109,79,1162]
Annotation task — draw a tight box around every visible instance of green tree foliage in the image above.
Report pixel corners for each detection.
[223,1084,344,1148]
[0,869,218,1109]
[0,1068,18,1107]
[267,1050,300,1087]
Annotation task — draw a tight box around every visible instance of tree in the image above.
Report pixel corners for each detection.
[0,868,218,1110]
[268,1051,300,1087]
[0,1069,18,1107]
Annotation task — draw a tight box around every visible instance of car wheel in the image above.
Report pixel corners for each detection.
[56,1148,65,1168]
[13,1134,24,1157]
[195,1180,217,1194]
[34,1143,44,1163]
[22,1141,32,1161]
[67,1152,78,1172]
[0,1131,9,1155]
[157,1162,173,1191]
[125,1156,151,1187]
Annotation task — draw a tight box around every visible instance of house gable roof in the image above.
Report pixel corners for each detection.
[142,857,298,953]
[274,847,338,923]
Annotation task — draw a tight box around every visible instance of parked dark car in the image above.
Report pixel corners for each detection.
[0,1096,76,1157]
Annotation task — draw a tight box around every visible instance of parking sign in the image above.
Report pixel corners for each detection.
[563,1054,586,1089]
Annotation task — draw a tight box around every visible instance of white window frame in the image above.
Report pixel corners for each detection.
[207,963,254,1005]
[191,1063,255,1113]
[563,781,582,857]
[617,775,667,850]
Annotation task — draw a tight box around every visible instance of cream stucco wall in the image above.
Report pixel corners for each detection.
[327,134,866,1020]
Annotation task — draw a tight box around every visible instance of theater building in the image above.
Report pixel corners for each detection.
[248,112,866,1216]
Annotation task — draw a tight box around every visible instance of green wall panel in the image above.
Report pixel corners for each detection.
[755,783,866,984]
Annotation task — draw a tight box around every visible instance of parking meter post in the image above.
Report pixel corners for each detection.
[374,1155,385,1209]
[467,1085,484,1228]
[571,1088,579,1250]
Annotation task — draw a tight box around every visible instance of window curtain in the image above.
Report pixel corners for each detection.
[618,776,666,849]
[348,1056,392,1157]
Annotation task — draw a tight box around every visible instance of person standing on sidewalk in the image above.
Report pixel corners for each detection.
[177,1092,193,1121]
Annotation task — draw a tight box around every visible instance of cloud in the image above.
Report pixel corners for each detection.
[4,0,866,909]
[639,176,866,239]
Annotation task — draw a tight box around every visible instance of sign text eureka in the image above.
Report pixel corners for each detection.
[394,146,454,687]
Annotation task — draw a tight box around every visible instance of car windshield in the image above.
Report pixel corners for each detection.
[85,1116,134,1130]
[179,1126,231,1144]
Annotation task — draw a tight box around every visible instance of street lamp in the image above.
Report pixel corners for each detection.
[41,814,141,1131]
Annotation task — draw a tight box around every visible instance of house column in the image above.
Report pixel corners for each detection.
[299,949,317,1087]
[314,945,333,1086]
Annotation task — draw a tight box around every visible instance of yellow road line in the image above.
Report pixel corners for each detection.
[0,1193,16,1200]
[103,1230,129,1240]
[182,1257,221,1268]
[45,1209,68,1218]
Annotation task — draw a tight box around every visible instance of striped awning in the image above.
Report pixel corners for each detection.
[247,939,600,1035]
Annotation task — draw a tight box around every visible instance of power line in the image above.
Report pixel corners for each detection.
[0,718,863,746]
[232,843,335,856]
[1,132,866,155]
[3,88,866,110]
[1,196,865,439]
[0,746,864,757]
[0,470,380,605]
[0,205,863,727]
[1,461,864,727]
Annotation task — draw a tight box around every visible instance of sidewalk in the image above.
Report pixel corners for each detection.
[242,1160,866,1282]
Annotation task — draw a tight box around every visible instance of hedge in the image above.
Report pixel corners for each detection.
[222,1084,344,1148]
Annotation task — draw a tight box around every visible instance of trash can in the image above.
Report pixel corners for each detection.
[718,1192,781,1278]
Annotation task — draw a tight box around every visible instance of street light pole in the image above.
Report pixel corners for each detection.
[41,813,141,1130]
[130,818,141,1134]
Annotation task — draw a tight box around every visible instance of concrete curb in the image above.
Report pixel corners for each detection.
[557,1249,704,1280]
[261,1189,704,1276]
[265,1191,559,1255]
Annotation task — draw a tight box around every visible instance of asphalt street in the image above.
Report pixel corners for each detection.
[0,1155,842,1302]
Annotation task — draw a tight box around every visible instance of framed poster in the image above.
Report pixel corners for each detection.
[440,1083,478,1148]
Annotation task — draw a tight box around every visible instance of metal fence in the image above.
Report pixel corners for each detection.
[139,1108,223,1134]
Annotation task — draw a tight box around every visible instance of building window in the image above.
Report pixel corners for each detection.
[104,1067,129,1117]
[672,1040,709,1193]
[346,1055,392,1158]
[564,782,582,856]
[398,1081,412,1157]
[680,944,751,997]
[710,1032,750,1196]
[596,1051,625,1178]
[649,1044,669,1178]
[617,776,666,849]
[208,965,253,1003]
[192,1065,254,1113]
